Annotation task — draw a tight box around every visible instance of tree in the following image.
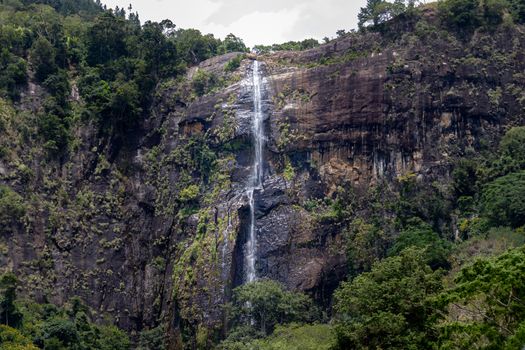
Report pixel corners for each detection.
[228,280,319,336]
[0,48,27,100]
[0,325,38,350]
[174,28,220,65]
[481,170,525,228]
[439,246,525,349]
[40,318,80,349]
[453,159,478,197]
[480,0,508,26]
[30,36,57,82]
[220,33,247,53]
[358,0,408,29]
[499,127,525,173]
[109,78,141,126]
[97,325,131,350]
[438,0,482,31]
[0,273,23,329]
[137,326,166,350]
[140,21,178,78]
[333,248,443,349]
[38,113,70,154]
[508,0,525,23]
[345,218,389,275]
[220,324,336,350]
[388,219,452,270]
[86,12,128,65]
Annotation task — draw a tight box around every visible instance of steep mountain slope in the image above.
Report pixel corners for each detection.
[1,1,525,349]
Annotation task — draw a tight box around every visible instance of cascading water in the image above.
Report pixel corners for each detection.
[245,60,265,283]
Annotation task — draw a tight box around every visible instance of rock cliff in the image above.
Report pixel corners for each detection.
[1,9,525,347]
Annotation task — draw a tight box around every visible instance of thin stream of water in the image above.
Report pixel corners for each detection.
[245,60,265,283]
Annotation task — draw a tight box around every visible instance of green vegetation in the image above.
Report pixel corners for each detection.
[0,274,130,349]
[334,248,443,349]
[328,126,525,349]
[0,325,37,350]
[439,246,525,349]
[1,0,525,349]
[358,0,525,33]
[252,38,320,54]
[481,171,525,228]
[388,219,452,269]
[219,280,321,349]
[358,0,419,29]
[224,54,245,72]
[0,185,26,229]
[0,0,247,155]
[221,323,336,350]
[0,273,23,329]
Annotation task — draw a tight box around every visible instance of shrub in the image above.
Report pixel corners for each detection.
[178,184,200,203]
[224,54,244,72]
[0,325,37,350]
[38,113,70,155]
[0,185,25,228]
[248,323,336,350]
[192,69,218,96]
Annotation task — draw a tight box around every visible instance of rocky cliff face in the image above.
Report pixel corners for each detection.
[1,12,525,347]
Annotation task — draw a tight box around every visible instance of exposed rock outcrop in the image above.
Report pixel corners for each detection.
[1,14,524,348]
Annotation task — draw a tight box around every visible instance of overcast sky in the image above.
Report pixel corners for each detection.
[100,0,367,47]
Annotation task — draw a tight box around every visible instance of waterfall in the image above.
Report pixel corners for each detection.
[245,60,265,283]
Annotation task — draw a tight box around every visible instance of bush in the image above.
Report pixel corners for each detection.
[178,184,200,203]
[224,54,244,72]
[0,325,37,350]
[38,113,70,155]
[246,323,336,350]
[192,69,219,96]
[0,185,25,228]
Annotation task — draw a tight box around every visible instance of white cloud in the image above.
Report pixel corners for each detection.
[100,0,365,47]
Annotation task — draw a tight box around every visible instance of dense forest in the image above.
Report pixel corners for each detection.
[1,0,525,349]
